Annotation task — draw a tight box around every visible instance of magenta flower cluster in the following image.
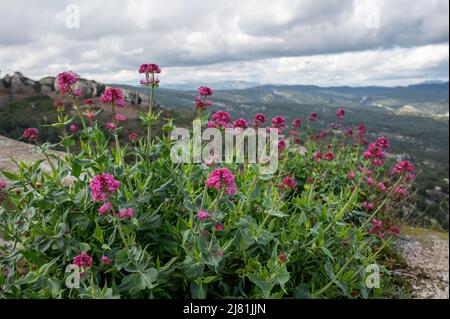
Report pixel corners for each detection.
[100,87,126,107]
[90,173,121,202]
[56,71,79,95]
[22,128,39,142]
[205,167,237,196]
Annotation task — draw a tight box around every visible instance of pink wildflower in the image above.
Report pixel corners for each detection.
[233,118,249,129]
[378,182,387,192]
[279,177,297,190]
[392,160,415,175]
[210,111,232,129]
[98,202,112,216]
[73,252,93,269]
[0,179,7,190]
[362,202,375,211]
[215,223,224,231]
[323,152,335,161]
[138,64,161,74]
[369,219,384,238]
[198,86,213,96]
[389,225,400,236]
[366,177,375,186]
[89,173,121,202]
[22,128,39,142]
[86,111,96,120]
[205,167,237,196]
[197,210,210,221]
[100,88,126,107]
[309,112,318,121]
[271,116,286,128]
[348,171,356,180]
[375,136,390,148]
[292,118,301,127]
[118,208,134,219]
[69,124,78,133]
[101,255,112,265]
[105,122,117,131]
[195,96,212,110]
[114,113,127,122]
[56,71,79,94]
[129,132,138,142]
[253,113,266,127]
[336,108,345,119]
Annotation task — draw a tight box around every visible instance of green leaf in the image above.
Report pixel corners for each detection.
[1,170,19,180]
[267,210,289,218]
[143,268,158,289]
[94,221,104,244]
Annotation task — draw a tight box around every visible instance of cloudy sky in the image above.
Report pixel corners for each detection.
[0,0,448,87]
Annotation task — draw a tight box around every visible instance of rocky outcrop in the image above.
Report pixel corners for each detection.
[0,71,148,106]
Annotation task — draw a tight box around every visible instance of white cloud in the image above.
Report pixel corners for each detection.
[0,0,448,86]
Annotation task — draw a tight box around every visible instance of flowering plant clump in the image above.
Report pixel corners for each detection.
[0,64,415,299]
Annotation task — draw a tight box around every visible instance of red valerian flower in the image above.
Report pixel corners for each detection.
[253,113,266,127]
[195,96,212,110]
[118,208,134,219]
[378,182,387,192]
[323,152,335,161]
[368,219,384,238]
[375,136,390,148]
[197,210,210,221]
[138,64,161,74]
[101,255,112,265]
[86,111,96,120]
[205,167,237,195]
[198,86,213,96]
[84,99,94,106]
[89,173,121,202]
[336,108,345,119]
[100,87,126,107]
[313,151,322,162]
[389,225,400,235]
[345,128,353,136]
[278,140,287,151]
[129,132,138,142]
[114,113,127,122]
[362,202,375,211]
[347,171,356,180]
[309,112,318,121]
[292,118,302,127]
[210,111,232,129]
[105,122,117,131]
[391,160,415,175]
[271,116,286,128]
[73,252,93,269]
[363,143,385,160]
[279,177,297,190]
[215,223,224,231]
[0,179,7,190]
[56,71,79,94]
[233,118,249,129]
[22,128,39,142]
[69,124,78,133]
[394,187,408,197]
[366,177,375,186]
[98,202,113,216]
